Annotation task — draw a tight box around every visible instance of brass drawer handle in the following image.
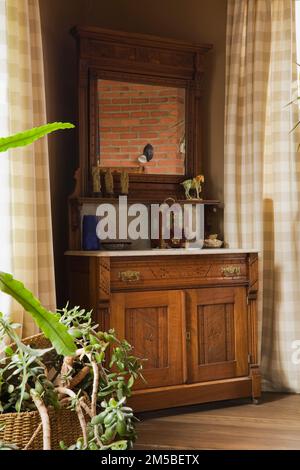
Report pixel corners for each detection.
[221,265,241,277]
[119,270,140,282]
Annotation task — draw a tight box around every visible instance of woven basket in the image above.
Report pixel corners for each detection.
[0,407,84,450]
[0,333,85,450]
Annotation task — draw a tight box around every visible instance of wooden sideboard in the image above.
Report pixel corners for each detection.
[66,249,260,412]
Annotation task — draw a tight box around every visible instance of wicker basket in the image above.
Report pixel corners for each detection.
[0,407,84,450]
[0,333,85,450]
[19,332,53,350]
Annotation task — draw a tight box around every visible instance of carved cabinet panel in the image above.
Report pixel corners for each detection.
[110,290,185,390]
[186,287,248,383]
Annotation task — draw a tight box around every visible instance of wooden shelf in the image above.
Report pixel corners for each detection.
[75,196,223,207]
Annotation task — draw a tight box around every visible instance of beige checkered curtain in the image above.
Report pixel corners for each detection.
[225,0,300,391]
[0,0,56,337]
[0,0,12,318]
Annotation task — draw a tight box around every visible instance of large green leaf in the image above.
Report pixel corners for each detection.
[0,272,76,356]
[0,122,74,153]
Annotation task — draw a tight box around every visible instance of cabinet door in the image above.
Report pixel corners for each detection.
[186,287,248,383]
[110,290,186,390]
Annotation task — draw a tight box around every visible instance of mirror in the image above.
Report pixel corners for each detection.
[97,79,186,175]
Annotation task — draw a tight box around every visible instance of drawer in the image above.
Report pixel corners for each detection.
[109,255,248,291]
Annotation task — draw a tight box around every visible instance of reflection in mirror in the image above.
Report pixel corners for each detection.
[98,79,185,175]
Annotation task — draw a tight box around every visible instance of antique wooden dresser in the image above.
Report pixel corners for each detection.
[66,249,260,412]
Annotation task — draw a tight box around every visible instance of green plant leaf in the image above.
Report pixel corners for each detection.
[0,272,76,356]
[0,315,52,357]
[0,122,75,153]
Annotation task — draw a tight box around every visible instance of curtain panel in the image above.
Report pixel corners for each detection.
[0,0,11,317]
[0,0,56,337]
[225,0,300,391]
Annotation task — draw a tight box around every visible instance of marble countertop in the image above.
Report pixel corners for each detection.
[65,248,259,257]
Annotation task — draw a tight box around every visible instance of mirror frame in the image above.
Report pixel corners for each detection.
[72,26,212,202]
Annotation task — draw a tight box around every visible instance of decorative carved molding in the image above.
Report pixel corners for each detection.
[99,257,110,301]
[72,26,212,78]
[125,305,169,370]
[68,197,82,250]
[69,168,82,199]
[97,302,110,331]
[247,253,259,368]
[89,75,98,180]
[79,59,89,87]
[149,264,211,280]
[84,39,195,72]
[90,68,187,87]
[248,253,259,295]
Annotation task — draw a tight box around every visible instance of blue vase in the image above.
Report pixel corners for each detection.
[82,215,100,250]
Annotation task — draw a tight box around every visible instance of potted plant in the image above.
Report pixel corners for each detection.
[0,274,142,450]
[0,125,143,449]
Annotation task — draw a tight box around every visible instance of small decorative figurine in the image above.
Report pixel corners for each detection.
[181,179,194,199]
[120,170,129,195]
[193,174,205,199]
[104,168,114,196]
[92,166,101,194]
[138,143,154,164]
[181,174,205,200]
[204,234,223,248]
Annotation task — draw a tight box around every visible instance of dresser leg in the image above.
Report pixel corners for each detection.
[252,397,262,405]
[250,364,261,403]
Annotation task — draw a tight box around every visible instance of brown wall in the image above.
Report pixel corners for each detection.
[39,0,227,305]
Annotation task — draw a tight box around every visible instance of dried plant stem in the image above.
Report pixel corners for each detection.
[58,356,74,386]
[90,359,103,448]
[94,425,102,448]
[90,360,99,417]
[79,397,93,418]
[56,386,87,447]
[30,390,51,450]
[75,348,85,357]
[69,365,90,389]
[23,422,42,450]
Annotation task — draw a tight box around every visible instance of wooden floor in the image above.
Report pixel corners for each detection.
[135,393,300,450]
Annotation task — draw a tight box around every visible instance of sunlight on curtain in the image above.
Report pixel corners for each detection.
[296,1,300,63]
[296,0,300,97]
[225,0,300,392]
[0,0,56,337]
[0,0,12,317]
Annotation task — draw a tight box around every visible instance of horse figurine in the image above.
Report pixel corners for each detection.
[193,174,205,199]
[181,175,204,200]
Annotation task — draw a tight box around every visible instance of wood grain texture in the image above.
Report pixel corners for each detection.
[98,257,110,301]
[247,253,259,365]
[110,290,185,390]
[110,254,248,292]
[135,393,300,450]
[186,287,248,383]
[129,377,252,412]
[68,198,82,250]
[67,256,94,311]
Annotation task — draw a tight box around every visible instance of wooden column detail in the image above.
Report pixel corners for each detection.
[247,253,261,400]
